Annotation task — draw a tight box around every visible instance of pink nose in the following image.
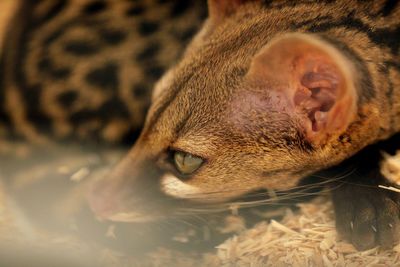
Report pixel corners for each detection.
[87,181,120,220]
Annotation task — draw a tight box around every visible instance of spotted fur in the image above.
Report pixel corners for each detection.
[0,0,206,143]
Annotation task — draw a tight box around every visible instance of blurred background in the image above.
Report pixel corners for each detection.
[0,0,222,265]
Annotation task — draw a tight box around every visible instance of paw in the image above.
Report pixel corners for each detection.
[332,184,400,250]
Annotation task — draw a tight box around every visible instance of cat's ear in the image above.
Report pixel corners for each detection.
[247,33,358,145]
[208,0,259,21]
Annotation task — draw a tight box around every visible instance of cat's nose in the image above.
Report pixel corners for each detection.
[87,179,120,220]
[86,149,162,221]
[87,153,140,219]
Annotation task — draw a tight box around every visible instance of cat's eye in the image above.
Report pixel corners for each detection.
[173,151,204,175]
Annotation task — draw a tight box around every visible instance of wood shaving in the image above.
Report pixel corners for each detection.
[378,185,400,193]
[70,167,90,182]
[218,215,246,234]
[381,151,400,185]
[208,198,400,266]
[0,144,400,266]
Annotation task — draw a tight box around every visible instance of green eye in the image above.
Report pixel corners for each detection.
[173,151,204,175]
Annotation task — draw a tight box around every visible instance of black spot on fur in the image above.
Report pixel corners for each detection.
[136,42,161,61]
[174,26,198,42]
[26,111,53,134]
[58,90,78,109]
[85,63,119,91]
[37,56,71,79]
[98,98,130,119]
[43,29,64,46]
[37,57,51,73]
[138,21,159,36]
[132,83,148,98]
[126,5,145,16]
[50,67,71,80]
[182,27,198,41]
[170,0,190,17]
[64,40,100,55]
[262,0,273,6]
[121,127,142,146]
[23,85,53,134]
[145,65,165,80]
[83,0,107,15]
[0,56,11,130]
[381,0,399,16]
[99,29,127,45]
[35,0,68,26]
[69,109,98,125]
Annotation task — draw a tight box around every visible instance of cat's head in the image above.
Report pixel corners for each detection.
[88,0,360,222]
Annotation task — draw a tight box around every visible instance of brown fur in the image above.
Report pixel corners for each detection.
[1,0,399,251]
[88,0,400,250]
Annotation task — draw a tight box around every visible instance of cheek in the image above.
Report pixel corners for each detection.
[260,174,302,190]
[160,173,252,203]
[160,174,201,199]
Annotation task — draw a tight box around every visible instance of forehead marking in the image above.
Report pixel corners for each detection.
[143,68,196,137]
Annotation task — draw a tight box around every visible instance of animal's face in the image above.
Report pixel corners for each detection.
[89,0,358,222]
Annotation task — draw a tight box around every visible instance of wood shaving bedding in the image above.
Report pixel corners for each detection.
[207,197,400,266]
[0,144,399,266]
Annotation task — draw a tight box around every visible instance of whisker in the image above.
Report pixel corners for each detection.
[157,166,366,217]
[176,178,349,215]
[177,167,358,200]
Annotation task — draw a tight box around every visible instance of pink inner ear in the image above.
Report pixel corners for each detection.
[247,34,357,145]
[294,65,340,132]
[280,49,354,144]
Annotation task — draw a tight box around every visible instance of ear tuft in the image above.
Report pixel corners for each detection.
[247,33,358,145]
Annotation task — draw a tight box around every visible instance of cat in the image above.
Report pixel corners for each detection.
[88,0,400,251]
